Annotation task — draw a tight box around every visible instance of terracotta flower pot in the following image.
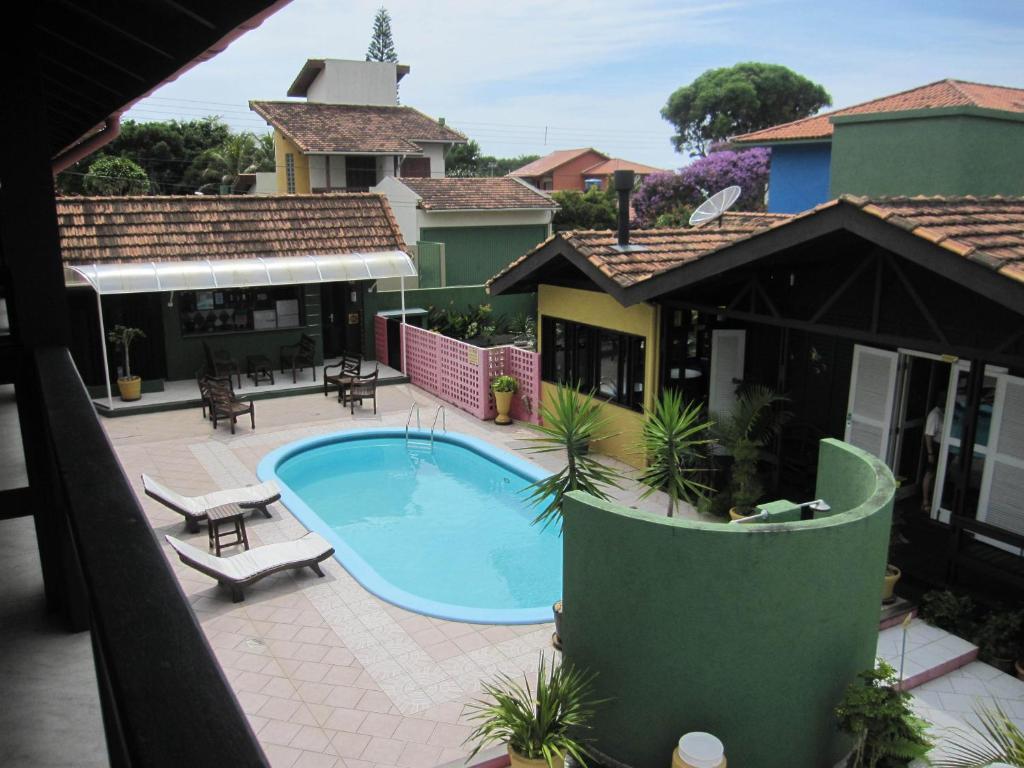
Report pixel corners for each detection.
[508,747,563,768]
[116,376,142,401]
[493,390,513,425]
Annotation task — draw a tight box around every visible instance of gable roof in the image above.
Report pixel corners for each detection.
[509,148,608,178]
[488,195,1024,310]
[399,177,558,211]
[487,212,789,296]
[249,101,467,154]
[734,79,1024,144]
[581,158,667,177]
[56,193,407,264]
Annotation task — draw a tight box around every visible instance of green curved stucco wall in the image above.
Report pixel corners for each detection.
[561,438,894,768]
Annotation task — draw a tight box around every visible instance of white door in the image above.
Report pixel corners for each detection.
[977,374,1024,539]
[845,345,899,462]
[708,329,745,417]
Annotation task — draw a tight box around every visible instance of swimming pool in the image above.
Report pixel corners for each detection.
[257,429,561,624]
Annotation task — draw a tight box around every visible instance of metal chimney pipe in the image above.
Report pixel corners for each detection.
[613,169,635,247]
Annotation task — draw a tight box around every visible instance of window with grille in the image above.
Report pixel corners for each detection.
[285,154,296,193]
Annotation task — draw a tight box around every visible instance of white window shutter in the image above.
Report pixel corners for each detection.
[844,345,899,462]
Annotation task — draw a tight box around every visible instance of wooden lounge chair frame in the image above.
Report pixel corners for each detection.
[142,473,280,532]
[166,532,335,602]
[323,352,362,400]
[280,333,317,383]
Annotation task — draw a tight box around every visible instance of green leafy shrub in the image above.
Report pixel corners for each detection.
[918,590,976,638]
[106,325,146,379]
[427,303,506,342]
[491,375,518,393]
[974,609,1024,664]
[835,659,931,768]
[465,653,601,767]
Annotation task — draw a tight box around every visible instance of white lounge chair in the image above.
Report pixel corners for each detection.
[142,474,281,532]
[166,532,334,602]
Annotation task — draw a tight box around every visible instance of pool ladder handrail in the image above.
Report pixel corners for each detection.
[429,406,446,446]
[405,403,421,445]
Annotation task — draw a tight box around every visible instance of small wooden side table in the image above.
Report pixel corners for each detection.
[207,503,250,556]
[247,354,275,387]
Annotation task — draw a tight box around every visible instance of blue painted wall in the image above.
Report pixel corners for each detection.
[766,142,832,213]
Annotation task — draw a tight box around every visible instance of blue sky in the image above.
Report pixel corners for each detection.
[127,0,1024,170]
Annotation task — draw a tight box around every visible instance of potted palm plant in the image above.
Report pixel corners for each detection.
[635,389,714,517]
[932,702,1024,766]
[492,374,519,425]
[107,325,146,401]
[523,382,621,648]
[465,652,601,768]
[710,385,790,520]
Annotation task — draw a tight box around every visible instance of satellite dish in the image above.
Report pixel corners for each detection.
[689,185,741,227]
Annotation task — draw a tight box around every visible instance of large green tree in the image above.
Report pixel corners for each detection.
[196,132,275,193]
[83,156,149,195]
[551,187,617,231]
[365,7,397,62]
[662,62,831,156]
[445,140,540,178]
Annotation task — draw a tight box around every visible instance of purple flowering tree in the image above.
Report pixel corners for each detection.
[632,147,771,227]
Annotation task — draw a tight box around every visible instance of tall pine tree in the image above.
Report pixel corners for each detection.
[365,7,399,102]
[365,7,397,63]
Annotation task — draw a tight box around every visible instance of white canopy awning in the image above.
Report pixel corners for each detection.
[64,250,417,295]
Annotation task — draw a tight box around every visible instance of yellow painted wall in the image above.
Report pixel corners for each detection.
[537,285,660,468]
[274,129,310,194]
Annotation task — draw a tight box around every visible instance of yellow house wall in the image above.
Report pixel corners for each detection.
[274,129,310,194]
[537,285,660,468]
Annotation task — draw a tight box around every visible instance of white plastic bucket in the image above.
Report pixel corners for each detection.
[676,732,725,768]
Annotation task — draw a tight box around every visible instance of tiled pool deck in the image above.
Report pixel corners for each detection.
[103,383,1024,767]
[105,383,677,768]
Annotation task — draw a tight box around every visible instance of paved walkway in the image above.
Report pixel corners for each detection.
[105,384,678,768]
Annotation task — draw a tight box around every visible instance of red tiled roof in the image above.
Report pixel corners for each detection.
[487,212,790,290]
[249,101,466,154]
[582,158,667,176]
[56,194,407,264]
[399,177,558,211]
[509,148,608,178]
[734,79,1024,144]
[841,195,1024,285]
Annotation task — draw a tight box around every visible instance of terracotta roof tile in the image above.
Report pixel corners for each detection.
[734,79,1024,143]
[581,158,667,176]
[488,212,790,290]
[56,194,407,264]
[508,148,607,178]
[399,177,558,211]
[249,101,466,154]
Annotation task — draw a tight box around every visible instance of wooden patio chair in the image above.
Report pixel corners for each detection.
[195,370,231,420]
[208,377,255,434]
[345,366,379,414]
[280,333,317,383]
[323,352,362,400]
[202,341,241,388]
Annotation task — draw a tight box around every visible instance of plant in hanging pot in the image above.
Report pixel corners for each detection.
[492,374,519,425]
[107,325,146,401]
[465,652,602,768]
[710,385,790,520]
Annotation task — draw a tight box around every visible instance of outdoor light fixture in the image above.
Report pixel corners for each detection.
[799,498,831,521]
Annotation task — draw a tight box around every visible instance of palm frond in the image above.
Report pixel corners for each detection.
[931,702,1024,767]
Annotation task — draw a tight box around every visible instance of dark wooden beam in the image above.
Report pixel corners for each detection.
[808,252,875,323]
[884,253,949,345]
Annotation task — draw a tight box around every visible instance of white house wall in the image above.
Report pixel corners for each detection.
[417,209,553,231]
[306,60,399,106]
[372,176,420,245]
[417,142,447,177]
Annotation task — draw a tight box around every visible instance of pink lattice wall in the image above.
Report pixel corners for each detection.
[392,322,541,424]
[374,315,388,367]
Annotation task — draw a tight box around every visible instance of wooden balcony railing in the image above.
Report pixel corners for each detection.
[29,346,267,767]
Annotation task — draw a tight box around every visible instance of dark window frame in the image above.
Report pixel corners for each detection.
[178,285,305,337]
[541,315,646,412]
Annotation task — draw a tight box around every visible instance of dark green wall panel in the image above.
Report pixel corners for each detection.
[420,225,548,287]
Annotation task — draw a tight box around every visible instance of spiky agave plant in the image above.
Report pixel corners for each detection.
[464,652,601,767]
[931,702,1024,767]
[522,383,621,530]
[636,388,714,517]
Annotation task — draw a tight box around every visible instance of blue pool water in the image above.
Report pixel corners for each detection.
[258,430,561,624]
